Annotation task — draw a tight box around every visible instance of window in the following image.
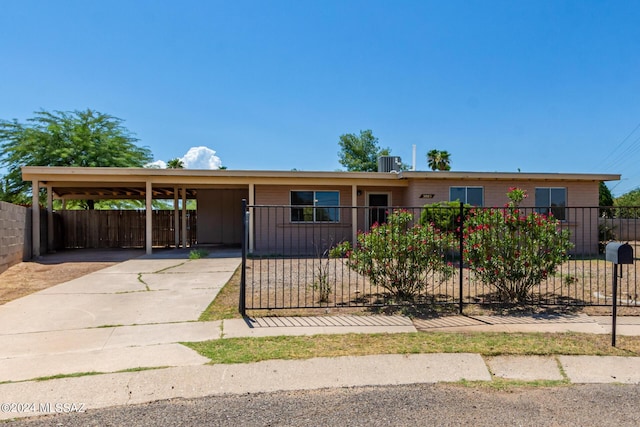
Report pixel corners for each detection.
[535,187,566,220]
[291,191,340,222]
[449,187,483,206]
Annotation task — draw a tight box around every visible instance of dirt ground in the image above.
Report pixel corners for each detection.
[0,249,144,305]
[2,249,636,317]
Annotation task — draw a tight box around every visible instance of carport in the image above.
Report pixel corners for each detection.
[21,167,254,256]
[22,166,414,258]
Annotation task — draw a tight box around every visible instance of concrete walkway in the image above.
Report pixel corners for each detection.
[0,252,240,384]
[2,251,640,420]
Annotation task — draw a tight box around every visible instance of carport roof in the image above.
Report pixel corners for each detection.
[21,166,407,200]
[21,166,620,200]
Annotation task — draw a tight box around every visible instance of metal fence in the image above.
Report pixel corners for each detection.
[240,203,640,313]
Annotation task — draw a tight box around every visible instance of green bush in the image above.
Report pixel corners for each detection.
[335,209,455,301]
[419,201,471,233]
[189,249,209,259]
[463,188,573,303]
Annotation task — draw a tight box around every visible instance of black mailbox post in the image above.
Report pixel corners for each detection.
[605,242,634,347]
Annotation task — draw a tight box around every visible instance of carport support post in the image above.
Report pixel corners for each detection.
[145,181,153,255]
[174,186,180,248]
[181,187,187,248]
[31,180,40,258]
[47,185,54,252]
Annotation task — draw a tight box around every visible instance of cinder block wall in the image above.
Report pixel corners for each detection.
[0,201,29,274]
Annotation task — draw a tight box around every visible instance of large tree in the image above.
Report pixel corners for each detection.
[614,187,640,218]
[599,182,614,207]
[338,129,390,172]
[0,109,153,204]
[426,149,451,171]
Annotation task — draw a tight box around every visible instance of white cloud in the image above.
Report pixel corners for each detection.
[180,146,222,169]
[145,160,167,169]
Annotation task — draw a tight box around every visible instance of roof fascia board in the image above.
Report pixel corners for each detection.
[22,166,620,184]
[401,171,621,182]
[22,166,398,179]
[22,167,408,187]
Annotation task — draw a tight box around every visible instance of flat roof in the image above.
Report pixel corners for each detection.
[21,166,621,200]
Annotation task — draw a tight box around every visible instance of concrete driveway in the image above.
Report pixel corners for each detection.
[0,249,241,382]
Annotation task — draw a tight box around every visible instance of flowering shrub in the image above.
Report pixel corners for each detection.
[463,188,573,303]
[333,210,455,301]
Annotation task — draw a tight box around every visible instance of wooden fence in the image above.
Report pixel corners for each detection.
[57,210,197,249]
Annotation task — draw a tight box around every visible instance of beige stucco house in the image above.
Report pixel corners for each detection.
[22,166,620,257]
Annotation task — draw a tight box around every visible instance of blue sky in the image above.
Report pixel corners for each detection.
[1,1,639,195]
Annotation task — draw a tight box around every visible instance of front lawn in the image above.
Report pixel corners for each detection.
[184,331,640,365]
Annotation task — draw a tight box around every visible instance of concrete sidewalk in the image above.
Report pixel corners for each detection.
[2,251,640,420]
[3,352,640,420]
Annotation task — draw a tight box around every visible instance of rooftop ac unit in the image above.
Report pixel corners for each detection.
[377,156,402,173]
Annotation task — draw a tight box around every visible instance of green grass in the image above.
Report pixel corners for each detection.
[199,265,243,321]
[30,366,169,383]
[455,377,570,390]
[193,256,640,371]
[33,371,104,381]
[137,273,151,291]
[184,331,640,365]
[189,249,209,260]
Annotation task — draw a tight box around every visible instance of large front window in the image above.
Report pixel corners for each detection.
[450,187,483,206]
[535,187,566,220]
[291,191,340,222]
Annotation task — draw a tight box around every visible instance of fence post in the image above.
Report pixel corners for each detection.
[239,199,247,317]
[612,263,619,347]
[459,201,464,315]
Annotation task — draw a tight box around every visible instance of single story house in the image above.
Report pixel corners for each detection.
[22,166,620,257]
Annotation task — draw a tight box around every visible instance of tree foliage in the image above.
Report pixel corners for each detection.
[0,109,153,203]
[599,182,614,207]
[614,187,640,218]
[337,130,390,172]
[616,188,640,207]
[167,158,185,169]
[426,149,451,171]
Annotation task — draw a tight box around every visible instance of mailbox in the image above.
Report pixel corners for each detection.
[605,242,634,265]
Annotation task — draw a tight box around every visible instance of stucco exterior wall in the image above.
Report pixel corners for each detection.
[405,179,601,254]
[197,189,248,245]
[404,179,599,207]
[250,180,602,255]
[253,185,354,255]
[252,184,413,254]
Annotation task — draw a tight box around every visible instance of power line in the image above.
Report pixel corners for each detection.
[602,133,640,172]
[599,121,640,170]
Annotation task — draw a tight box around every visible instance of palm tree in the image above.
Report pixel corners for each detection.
[426,150,451,171]
[167,158,185,169]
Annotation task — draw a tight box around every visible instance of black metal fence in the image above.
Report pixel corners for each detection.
[240,203,640,313]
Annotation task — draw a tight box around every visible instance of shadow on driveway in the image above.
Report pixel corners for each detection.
[36,245,242,264]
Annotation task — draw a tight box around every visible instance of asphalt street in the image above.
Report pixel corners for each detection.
[8,383,640,427]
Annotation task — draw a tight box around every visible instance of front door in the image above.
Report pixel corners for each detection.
[368,193,389,228]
